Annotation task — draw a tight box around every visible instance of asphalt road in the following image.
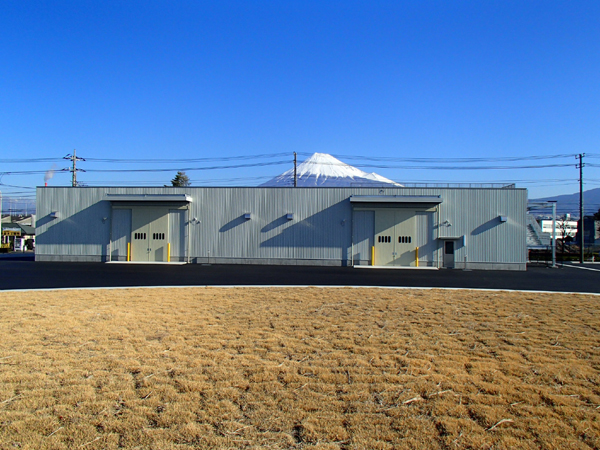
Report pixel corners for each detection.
[1,254,599,293]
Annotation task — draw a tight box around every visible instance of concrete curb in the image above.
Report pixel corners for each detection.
[1,285,599,296]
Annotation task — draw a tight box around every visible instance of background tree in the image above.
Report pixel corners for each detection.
[170,171,191,187]
[556,219,576,254]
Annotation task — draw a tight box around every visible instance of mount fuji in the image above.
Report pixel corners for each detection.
[261,153,402,187]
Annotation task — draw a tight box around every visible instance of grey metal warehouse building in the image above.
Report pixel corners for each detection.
[35,186,527,270]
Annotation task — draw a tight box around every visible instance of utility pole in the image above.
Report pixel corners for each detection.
[577,153,585,264]
[550,201,557,268]
[64,149,85,187]
[293,152,297,188]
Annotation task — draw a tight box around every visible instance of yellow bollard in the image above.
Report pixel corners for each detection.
[127,242,131,262]
[371,246,375,266]
[168,243,171,262]
[416,247,419,267]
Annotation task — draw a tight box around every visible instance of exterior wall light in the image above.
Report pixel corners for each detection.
[499,216,508,222]
[244,213,251,220]
[286,213,294,220]
[50,211,60,219]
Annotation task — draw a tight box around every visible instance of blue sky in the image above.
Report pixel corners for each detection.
[1,0,599,209]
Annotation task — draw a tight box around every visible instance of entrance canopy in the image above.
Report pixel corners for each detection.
[104,194,192,202]
[350,195,442,208]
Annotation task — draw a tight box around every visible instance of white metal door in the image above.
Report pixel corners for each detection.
[444,240,455,268]
[374,210,396,265]
[374,210,417,266]
[131,208,169,262]
[393,210,416,266]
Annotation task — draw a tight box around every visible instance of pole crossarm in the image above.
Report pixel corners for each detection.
[64,149,86,187]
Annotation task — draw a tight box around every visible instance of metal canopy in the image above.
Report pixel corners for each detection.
[350,195,442,204]
[104,194,192,202]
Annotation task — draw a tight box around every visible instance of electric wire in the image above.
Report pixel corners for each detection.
[2,151,596,165]
[84,152,291,163]
[313,152,583,163]
[2,161,580,175]
[2,152,599,215]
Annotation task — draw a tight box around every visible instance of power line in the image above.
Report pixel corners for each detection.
[84,160,291,173]
[0,183,36,190]
[84,152,291,163]
[0,157,65,163]
[2,161,580,175]
[319,152,583,163]
[2,151,597,165]
[350,163,575,170]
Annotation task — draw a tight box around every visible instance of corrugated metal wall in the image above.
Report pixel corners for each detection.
[36,188,112,260]
[110,209,131,261]
[168,209,186,261]
[416,211,435,265]
[36,186,527,267]
[352,210,374,265]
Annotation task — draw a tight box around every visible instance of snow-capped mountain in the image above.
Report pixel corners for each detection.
[261,153,402,187]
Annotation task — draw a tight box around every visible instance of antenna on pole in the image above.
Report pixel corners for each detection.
[293,152,297,188]
[577,153,585,263]
[64,149,85,187]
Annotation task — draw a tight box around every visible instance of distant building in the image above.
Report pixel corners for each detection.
[1,222,35,251]
[578,217,600,246]
[540,219,578,239]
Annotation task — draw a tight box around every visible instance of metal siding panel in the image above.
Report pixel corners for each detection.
[36,187,110,259]
[416,211,435,263]
[352,210,374,264]
[110,209,131,261]
[168,209,186,261]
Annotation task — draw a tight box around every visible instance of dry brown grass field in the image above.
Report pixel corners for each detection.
[0,287,599,450]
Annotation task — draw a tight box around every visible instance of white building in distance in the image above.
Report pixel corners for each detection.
[540,219,578,239]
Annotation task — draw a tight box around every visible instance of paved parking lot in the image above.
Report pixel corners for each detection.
[1,254,599,293]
